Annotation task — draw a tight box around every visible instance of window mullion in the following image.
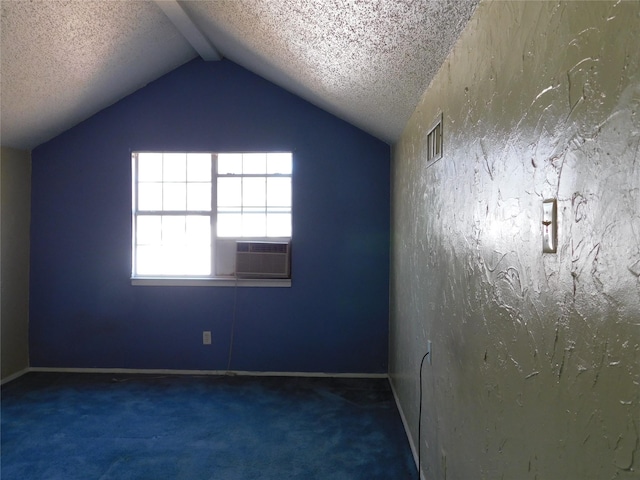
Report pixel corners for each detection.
[161,152,165,212]
[211,153,218,276]
[138,210,207,215]
[132,153,139,277]
[183,156,188,271]
[263,175,267,234]
[184,156,188,234]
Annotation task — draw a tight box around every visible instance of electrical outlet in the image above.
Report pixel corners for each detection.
[203,331,212,345]
[427,340,432,365]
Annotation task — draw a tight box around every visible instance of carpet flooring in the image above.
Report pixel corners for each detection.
[1,373,417,479]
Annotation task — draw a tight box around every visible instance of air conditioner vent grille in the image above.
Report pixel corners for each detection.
[235,241,291,278]
[237,242,288,254]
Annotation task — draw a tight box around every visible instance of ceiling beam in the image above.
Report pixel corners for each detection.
[154,0,222,61]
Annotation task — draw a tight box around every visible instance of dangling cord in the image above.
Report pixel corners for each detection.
[418,350,430,479]
[226,275,239,374]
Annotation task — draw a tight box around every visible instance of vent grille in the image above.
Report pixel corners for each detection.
[426,113,443,163]
[236,241,291,278]
[236,242,289,254]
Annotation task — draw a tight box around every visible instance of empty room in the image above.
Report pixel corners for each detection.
[1,1,638,479]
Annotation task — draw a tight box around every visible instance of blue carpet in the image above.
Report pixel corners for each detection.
[1,373,417,479]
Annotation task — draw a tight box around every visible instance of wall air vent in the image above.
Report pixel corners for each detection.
[235,241,291,279]
[426,113,443,163]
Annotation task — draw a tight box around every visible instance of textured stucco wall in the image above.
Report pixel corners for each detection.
[390,1,640,479]
[1,147,31,381]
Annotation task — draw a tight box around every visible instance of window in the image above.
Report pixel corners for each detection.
[132,152,292,281]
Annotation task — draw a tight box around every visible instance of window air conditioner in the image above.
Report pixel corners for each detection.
[235,241,291,278]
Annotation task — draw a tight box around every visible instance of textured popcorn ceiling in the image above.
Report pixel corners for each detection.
[0,0,478,149]
[0,0,196,150]
[185,0,479,143]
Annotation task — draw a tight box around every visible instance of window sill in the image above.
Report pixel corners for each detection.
[131,277,291,287]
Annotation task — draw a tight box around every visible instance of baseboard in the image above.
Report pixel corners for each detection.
[389,376,425,480]
[28,367,388,379]
[1,367,30,385]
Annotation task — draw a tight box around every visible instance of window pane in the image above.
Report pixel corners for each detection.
[138,183,163,211]
[243,177,266,207]
[187,183,211,211]
[187,153,211,181]
[218,153,242,174]
[161,246,210,275]
[163,153,187,181]
[243,153,267,174]
[218,177,241,207]
[266,177,291,207]
[163,183,187,210]
[138,153,163,181]
[162,216,185,245]
[183,246,211,275]
[242,213,266,237]
[217,212,242,237]
[267,153,292,174]
[136,246,163,275]
[163,246,186,275]
[136,216,162,245]
[266,213,292,237]
[186,216,211,245]
[136,219,211,276]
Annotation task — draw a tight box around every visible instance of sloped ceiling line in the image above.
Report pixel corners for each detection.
[0,0,479,150]
[153,0,222,61]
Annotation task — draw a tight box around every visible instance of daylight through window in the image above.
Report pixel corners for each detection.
[132,152,292,278]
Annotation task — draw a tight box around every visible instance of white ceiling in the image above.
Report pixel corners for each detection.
[0,0,478,150]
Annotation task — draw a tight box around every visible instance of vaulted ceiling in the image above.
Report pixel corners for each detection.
[1,0,478,150]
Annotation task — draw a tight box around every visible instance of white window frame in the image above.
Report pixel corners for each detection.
[131,151,292,287]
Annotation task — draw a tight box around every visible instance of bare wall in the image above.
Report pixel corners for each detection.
[29,59,390,374]
[390,1,640,479]
[1,147,31,381]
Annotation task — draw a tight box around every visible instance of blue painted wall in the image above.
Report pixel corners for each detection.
[29,59,390,373]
